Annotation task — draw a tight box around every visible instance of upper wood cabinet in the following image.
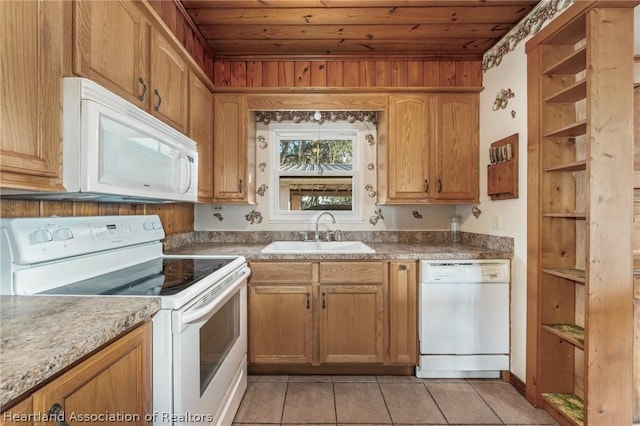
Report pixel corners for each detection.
[380,92,479,205]
[0,0,64,191]
[150,27,189,133]
[430,93,479,203]
[386,95,430,203]
[188,71,214,201]
[73,0,150,109]
[213,94,248,202]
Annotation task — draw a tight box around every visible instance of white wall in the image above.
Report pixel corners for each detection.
[458,39,529,380]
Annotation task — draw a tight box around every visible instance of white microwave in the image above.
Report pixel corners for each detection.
[2,78,198,203]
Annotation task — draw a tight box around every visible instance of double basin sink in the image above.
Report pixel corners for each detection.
[261,240,375,254]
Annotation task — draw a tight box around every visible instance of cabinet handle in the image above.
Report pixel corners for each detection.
[424,179,429,193]
[48,403,69,426]
[399,264,407,270]
[138,77,147,101]
[306,292,310,309]
[322,292,326,309]
[238,179,243,193]
[154,89,162,111]
[437,179,442,193]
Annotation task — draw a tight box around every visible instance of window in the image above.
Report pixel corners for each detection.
[269,126,365,222]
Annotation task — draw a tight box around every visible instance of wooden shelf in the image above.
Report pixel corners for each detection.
[544,79,586,104]
[544,47,586,76]
[544,120,586,138]
[543,268,586,283]
[544,160,586,172]
[542,212,586,219]
[545,14,587,45]
[543,323,585,348]
[528,4,635,425]
[541,393,584,426]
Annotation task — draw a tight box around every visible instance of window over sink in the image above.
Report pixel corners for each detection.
[276,129,355,212]
[257,112,377,223]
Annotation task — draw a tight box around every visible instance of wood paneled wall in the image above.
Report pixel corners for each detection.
[147,0,215,82]
[633,85,640,423]
[0,200,194,235]
[213,59,482,88]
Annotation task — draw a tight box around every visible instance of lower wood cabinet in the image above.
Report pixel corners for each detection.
[249,284,313,364]
[1,322,151,426]
[248,260,417,368]
[388,261,418,365]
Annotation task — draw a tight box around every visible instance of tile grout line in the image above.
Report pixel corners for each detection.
[280,378,290,425]
[464,378,506,425]
[420,379,451,425]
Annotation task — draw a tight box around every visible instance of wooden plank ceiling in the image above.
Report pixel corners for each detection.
[179,0,539,59]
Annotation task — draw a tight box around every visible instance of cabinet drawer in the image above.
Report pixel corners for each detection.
[319,262,385,284]
[250,261,314,284]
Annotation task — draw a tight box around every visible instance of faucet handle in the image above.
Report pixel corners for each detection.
[334,229,342,242]
[298,231,311,241]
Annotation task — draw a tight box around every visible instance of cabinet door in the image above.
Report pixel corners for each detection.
[249,285,313,364]
[1,0,64,191]
[213,95,247,201]
[387,95,430,202]
[431,93,479,203]
[0,396,32,426]
[31,323,151,425]
[319,284,384,364]
[150,28,189,133]
[73,0,149,109]
[189,72,214,201]
[388,261,418,365]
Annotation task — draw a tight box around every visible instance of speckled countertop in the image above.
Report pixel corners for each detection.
[166,241,512,260]
[0,296,160,409]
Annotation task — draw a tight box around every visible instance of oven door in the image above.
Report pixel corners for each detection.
[172,267,249,425]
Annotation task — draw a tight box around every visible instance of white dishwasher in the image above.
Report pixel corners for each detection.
[416,259,510,379]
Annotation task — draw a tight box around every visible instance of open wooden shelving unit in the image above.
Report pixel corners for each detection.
[526,2,635,425]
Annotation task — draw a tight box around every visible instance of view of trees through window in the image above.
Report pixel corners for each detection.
[279,139,352,167]
[278,138,353,211]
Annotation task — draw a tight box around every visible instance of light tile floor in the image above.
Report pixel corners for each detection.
[233,375,558,425]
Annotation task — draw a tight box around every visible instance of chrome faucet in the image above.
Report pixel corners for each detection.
[314,211,336,242]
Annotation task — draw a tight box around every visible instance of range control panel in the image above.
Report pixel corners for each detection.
[1,215,165,265]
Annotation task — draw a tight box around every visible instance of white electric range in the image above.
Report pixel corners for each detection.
[0,215,249,425]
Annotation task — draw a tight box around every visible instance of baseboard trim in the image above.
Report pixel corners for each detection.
[504,371,526,396]
[249,364,414,376]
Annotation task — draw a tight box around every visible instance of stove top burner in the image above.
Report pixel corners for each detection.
[41,257,236,297]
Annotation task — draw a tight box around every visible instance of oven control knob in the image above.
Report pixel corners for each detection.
[152,222,162,230]
[54,227,74,241]
[31,229,53,244]
[143,222,155,231]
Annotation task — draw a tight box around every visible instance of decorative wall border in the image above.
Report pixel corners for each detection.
[482,0,574,72]
[255,111,377,125]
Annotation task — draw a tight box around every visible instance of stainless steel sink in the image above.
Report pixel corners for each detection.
[260,240,375,254]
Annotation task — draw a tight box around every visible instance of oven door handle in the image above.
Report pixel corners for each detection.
[180,267,251,325]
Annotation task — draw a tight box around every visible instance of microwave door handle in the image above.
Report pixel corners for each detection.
[174,153,192,194]
[179,267,250,325]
